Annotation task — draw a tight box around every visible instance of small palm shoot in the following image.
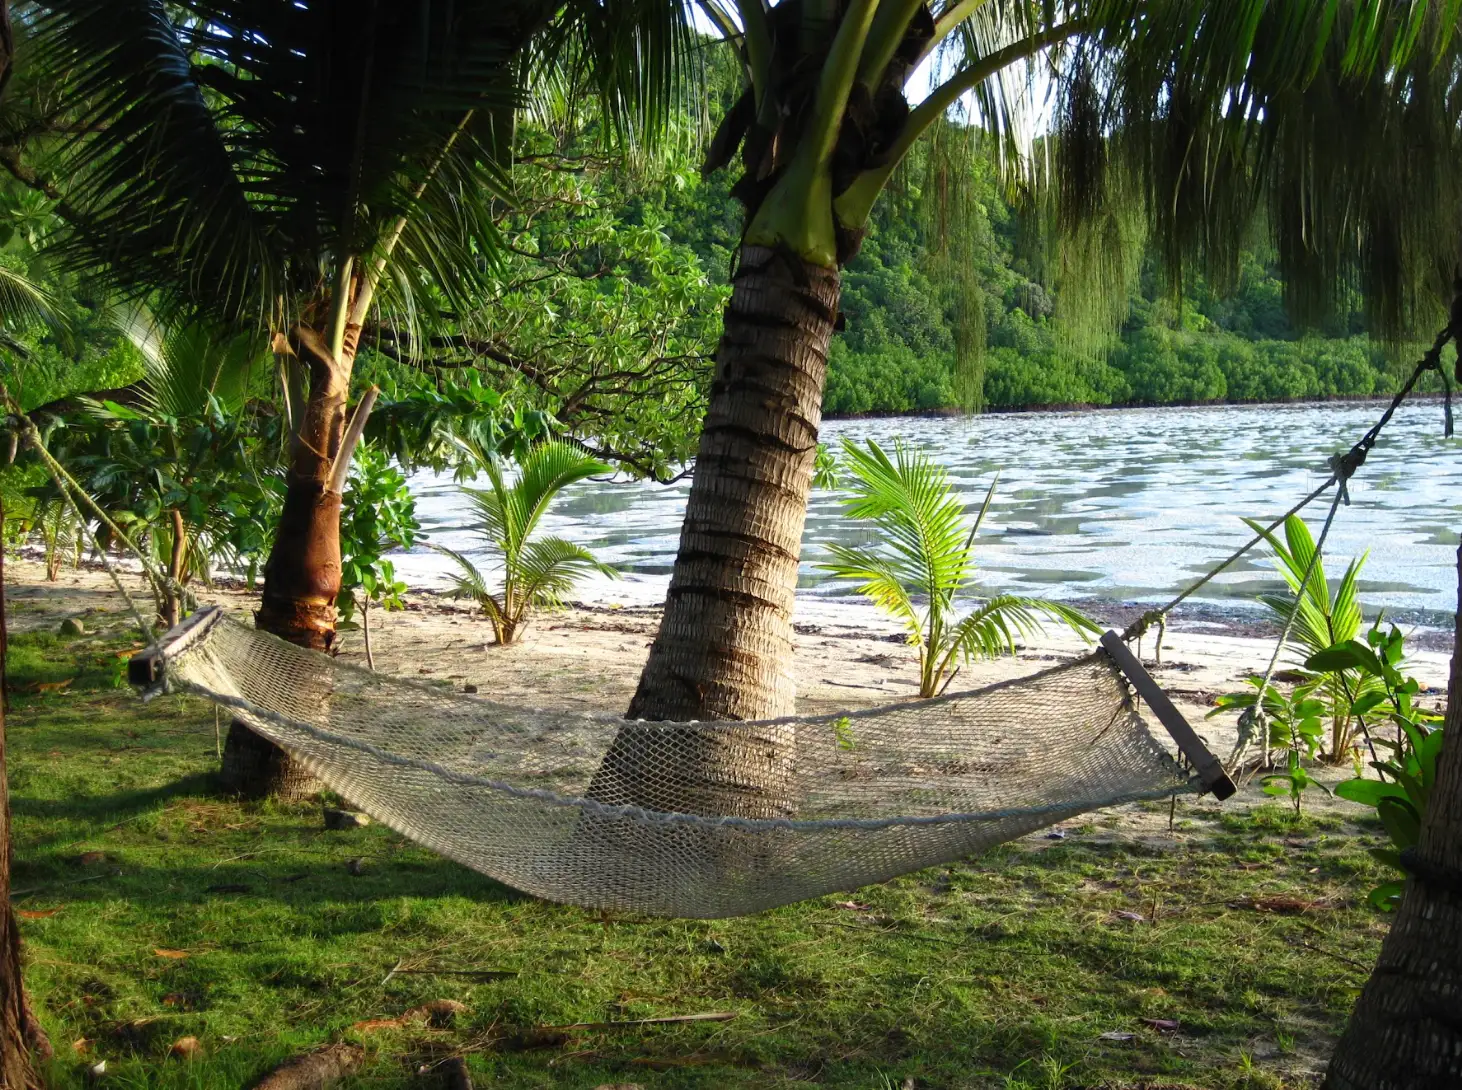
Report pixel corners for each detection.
[433,440,617,646]
[820,439,1098,699]
[1249,514,1372,762]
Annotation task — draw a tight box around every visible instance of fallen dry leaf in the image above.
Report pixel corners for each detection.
[1112,911,1145,922]
[350,1018,406,1032]
[152,948,191,960]
[169,1036,203,1060]
[1099,1031,1136,1041]
[17,907,62,919]
[31,678,74,694]
[1142,1018,1181,1033]
[70,1038,89,1054]
[833,901,870,911]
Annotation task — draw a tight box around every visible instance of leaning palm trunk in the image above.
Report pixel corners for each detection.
[1323,543,1462,1088]
[222,330,354,798]
[628,246,839,723]
[596,246,838,824]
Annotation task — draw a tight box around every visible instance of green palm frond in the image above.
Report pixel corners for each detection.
[822,438,1096,697]
[121,310,267,418]
[30,0,689,328]
[820,542,924,640]
[444,439,615,643]
[0,263,62,333]
[836,437,972,607]
[1245,513,1365,657]
[426,542,507,623]
[517,536,618,609]
[1071,0,1462,335]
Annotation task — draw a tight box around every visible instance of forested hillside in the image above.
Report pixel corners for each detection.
[633,141,1421,415]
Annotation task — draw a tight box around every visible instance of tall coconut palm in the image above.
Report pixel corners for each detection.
[627,0,1083,725]
[21,0,689,794]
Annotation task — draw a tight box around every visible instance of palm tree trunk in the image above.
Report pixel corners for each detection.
[629,244,839,724]
[1323,543,1462,1088]
[595,245,838,822]
[222,330,352,799]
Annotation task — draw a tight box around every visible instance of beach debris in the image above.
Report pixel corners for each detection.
[249,1043,363,1089]
[406,999,468,1028]
[323,808,371,830]
[169,1036,203,1060]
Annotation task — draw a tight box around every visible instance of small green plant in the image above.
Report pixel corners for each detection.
[1248,513,1373,762]
[813,441,839,489]
[819,438,1097,698]
[336,441,419,670]
[434,439,617,645]
[1211,678,1330,814]
[1318,624,1444,910]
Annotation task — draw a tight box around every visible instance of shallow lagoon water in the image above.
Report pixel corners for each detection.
[396,400,1462,622]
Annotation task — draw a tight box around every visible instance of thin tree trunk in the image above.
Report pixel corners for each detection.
[223,327,355,799]
[1324,543,1462,1088]
[0,500,41,1090]
[361,596,374,671]
[596,245,838,822]
[163,507,186,630]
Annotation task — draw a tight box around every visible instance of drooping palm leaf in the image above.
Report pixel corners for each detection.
[27,0,692,332]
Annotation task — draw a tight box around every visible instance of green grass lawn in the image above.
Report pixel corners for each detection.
[5,629,1393,1089]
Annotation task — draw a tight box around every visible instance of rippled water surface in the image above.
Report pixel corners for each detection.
[396,401,1462,620]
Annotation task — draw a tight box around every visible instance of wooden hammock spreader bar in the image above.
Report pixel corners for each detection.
[128,605,226,688]
[1101,630,1236,800]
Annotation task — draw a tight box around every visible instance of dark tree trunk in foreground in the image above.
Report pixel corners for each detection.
[1324,543,1462,1089]
[597,247,838,822]
[0,505,42,1090]
[629,245,839,725]
[222,329,354,799]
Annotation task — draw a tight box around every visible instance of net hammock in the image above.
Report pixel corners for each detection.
[131,610,1227,918]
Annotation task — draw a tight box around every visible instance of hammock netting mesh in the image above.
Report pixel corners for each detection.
[149,613,1201,918]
